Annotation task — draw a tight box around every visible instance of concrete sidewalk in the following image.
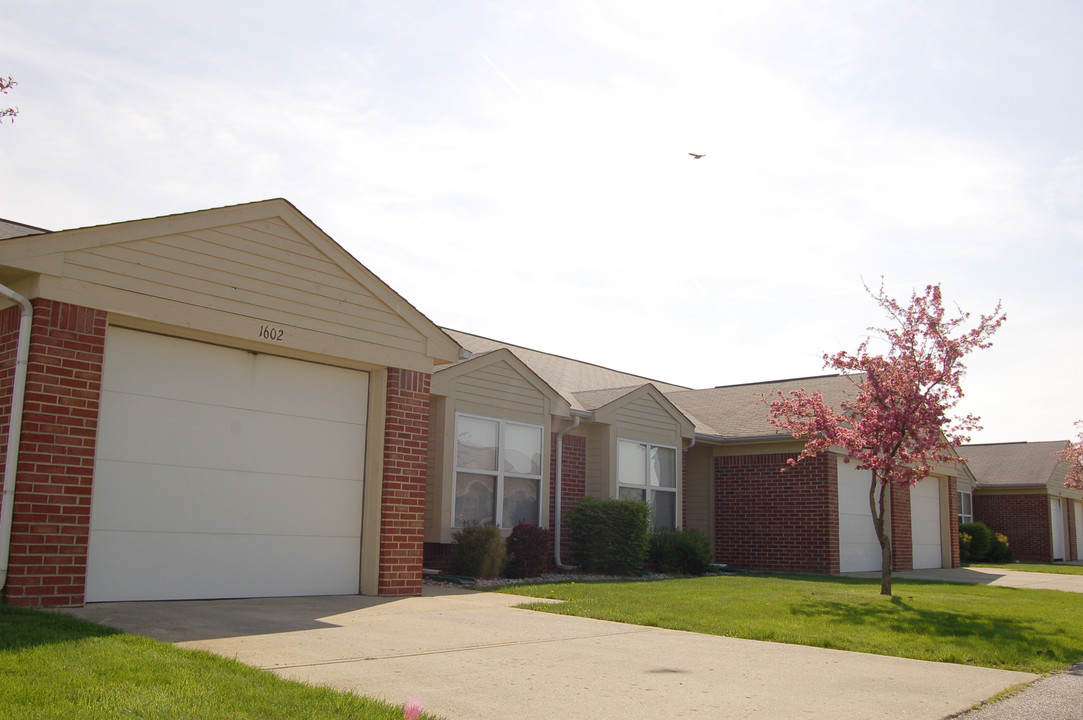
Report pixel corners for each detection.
[848,566,1083,593]
[72,586,1036,720]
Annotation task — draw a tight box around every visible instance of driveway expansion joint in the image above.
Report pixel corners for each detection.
[258,626,657,671]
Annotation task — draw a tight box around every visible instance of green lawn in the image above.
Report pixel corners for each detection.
[497,574,1083,674]
[970,562,1083,576]
[0,605,436,720]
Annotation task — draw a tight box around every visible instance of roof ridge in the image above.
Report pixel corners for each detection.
[961,440,1068,448]
[692,373,854,391]
[0,217,50,233]
[442,327,692,390]
[2,198,288,237]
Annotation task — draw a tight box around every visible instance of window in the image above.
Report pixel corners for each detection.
[957,490,973,525]
[454,414,543,528]
[617,439,677,528]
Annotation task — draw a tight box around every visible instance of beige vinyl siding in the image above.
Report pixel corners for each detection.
[57,221,428,356]
[585,423,610,500]
[451,360,548,421]
[425,396,446,540]
[611,395,682,447]
[2,201,459,372]
[684,444,713,539]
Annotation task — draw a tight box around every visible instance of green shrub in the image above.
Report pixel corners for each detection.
[960,522,993,562]
[504,522,550,579]
[450,523,507,579]
[987,532,1014,563]
[567,497,651,574]
[959,531,973,562]
[648,527,713,575]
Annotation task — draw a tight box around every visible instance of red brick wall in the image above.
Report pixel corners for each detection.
[2,300,106,607]
[714,452,839,574]
[947,477,961,568]
[549,432,586,568]
[0,307,20,516]
[378,368,431,596]
[890,483,913,572]
[973,493,1050,562]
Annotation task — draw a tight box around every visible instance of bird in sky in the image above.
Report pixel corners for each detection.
[688,152,705,159]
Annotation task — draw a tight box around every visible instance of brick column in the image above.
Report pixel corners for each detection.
[2,300,106,607]
[947,477,961,568]
[548,432,585,569]
[378,368,431,596]
[889,483,913,572]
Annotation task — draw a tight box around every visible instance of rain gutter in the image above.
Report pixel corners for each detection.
[0,284,32,595]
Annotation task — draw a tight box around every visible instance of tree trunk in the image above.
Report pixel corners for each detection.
[869,472,893,596]
[879,533,893,596]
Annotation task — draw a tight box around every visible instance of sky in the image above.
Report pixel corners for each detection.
[2,1,1081,444]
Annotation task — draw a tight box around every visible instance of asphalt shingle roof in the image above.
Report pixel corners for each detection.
[959,441,1070,488]
[0,218,48,240]
[667,374,862,438]
[441,329,690,412]
[441,329,862,439]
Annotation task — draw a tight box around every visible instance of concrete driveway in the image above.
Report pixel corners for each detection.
[71,585,1036,720]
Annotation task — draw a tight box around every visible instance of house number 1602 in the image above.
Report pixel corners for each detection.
[258,325,285,342]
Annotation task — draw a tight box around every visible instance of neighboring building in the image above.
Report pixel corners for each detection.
[426,333,964,576]
[961,441,1083,562]
[1,201,965,608]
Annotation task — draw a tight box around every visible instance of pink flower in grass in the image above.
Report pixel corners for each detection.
[403,694,424,720]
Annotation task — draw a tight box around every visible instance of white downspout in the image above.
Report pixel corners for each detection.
[0,284,33,596]
[553,415,580,570]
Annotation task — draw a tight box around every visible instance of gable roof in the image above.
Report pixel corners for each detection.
[666,374,861,438]
[432,347,572,418]
[960,441,1070,489]
[443,328,690,412]
[0,199,461,368]
[588,383,696,438]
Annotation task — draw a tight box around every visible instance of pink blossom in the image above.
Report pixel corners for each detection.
[403,694,424,720]
[1055,422,1083,490]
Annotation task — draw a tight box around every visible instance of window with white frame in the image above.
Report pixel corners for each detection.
[453,413,543,528]
[617,439,677,528]
[957,490,973,525]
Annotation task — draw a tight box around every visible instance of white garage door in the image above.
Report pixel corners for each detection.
[910,478,943,569]
[1051,498,1066,561]
[86,328,369,602]
[838,458,881,572]
[1075,503,1083,561]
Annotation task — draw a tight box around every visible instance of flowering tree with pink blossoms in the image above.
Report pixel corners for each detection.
[1055,422,1083,490]
[1,76,17,123]
[767,283,1005,596]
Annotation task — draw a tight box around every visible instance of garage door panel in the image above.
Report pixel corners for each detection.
[95,392,365,479]
[911,478,943,569]
[86,531,361,602]
[90,461,363,536]
[103,329,368,422]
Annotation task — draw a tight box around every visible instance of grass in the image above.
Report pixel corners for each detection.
[0,605,436,720]
[496,573,1083,674]
[969,562,1083,576]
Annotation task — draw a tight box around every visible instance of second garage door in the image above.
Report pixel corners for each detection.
[85,328,369,602]
[910,477,944,569]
